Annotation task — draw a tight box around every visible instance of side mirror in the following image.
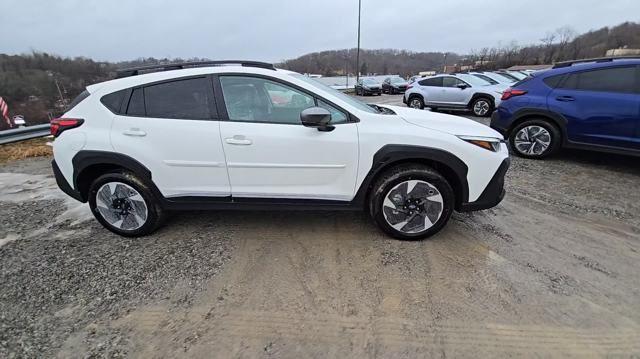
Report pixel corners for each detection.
[300,107,334,132]
[457,83,469,89]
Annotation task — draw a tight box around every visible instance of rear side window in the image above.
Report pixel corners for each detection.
[144,77,211,119]
[543,75,564,88]
[65,90,89,112]
[560,67,637,93]
[100,90,127,114]
[127,88,145,116]
[419,77,443,87]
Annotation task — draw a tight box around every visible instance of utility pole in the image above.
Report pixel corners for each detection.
[356,0,362,83]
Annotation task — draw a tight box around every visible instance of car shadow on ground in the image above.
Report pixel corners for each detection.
[547,149,640,176]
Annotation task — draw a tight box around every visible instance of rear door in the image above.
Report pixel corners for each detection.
[548,66,640,150]
[417,77,443,105]
[110,76,231,198]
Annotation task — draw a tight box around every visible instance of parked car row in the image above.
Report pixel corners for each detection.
[355,76,409,96]
[401,57,640,160]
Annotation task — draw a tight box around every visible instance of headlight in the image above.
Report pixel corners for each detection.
[458,135,502,152]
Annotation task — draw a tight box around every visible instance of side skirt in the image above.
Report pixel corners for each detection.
[162,196,363,211]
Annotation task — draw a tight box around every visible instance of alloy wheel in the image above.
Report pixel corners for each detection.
[382,180,444,234]
[410,99,422,109]
[95,182,148,231]
[514,125,551,156]
[473,100,490,116]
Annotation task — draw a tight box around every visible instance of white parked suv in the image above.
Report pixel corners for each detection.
[52,61,509,240]
[403,74,507,117]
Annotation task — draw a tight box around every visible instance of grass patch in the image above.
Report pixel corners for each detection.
[0,138,53,163]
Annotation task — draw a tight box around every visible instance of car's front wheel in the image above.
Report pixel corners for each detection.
[509,119,561,159]
[369,164,454,240]
[88,172,166,237]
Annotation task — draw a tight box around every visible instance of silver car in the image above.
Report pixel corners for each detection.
[403,74,508,117]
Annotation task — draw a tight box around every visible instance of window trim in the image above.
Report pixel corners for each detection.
[555,65,640,94]
[213,73,359,126]
[121,74,218,120]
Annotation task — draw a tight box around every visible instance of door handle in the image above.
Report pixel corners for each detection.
[556,96,575,102]
[123,128,147,137]
[225,135,252,145]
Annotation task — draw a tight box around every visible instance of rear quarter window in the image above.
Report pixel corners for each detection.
[542,75,564,88]
[100,90,127,114]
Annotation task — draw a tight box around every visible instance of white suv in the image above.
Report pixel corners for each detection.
[52,61,509,240]
[403,74,507,117]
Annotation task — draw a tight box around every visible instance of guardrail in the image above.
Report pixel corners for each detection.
[0,124,52,145]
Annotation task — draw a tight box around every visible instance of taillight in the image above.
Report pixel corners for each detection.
[501,88,527,101]
[51,118,84,137]
[407,85,413,90]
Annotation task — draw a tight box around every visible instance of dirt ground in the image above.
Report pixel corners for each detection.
[1,95,639,358]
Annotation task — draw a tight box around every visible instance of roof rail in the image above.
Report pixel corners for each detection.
[552,56,640,69]
[115,60,275,78]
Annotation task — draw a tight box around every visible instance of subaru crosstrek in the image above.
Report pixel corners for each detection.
[52,61,509,240]
[491,57,640,158]
[403,74,508,117]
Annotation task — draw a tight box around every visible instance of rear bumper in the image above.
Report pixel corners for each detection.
[52,160,84,202]
[458,158,510,212]
[490,109,510,137]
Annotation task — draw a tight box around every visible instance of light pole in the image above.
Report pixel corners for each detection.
[355,0,362,83]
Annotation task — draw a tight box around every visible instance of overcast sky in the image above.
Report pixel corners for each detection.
[1,0,638,62]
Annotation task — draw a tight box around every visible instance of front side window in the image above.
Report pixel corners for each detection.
[561,67,637,93]
[144,77,211,119]
[220,76,314,124]
[443,77,465,88]
[318,99,349,124]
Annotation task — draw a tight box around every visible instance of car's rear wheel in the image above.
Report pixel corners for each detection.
[509,119,561,159]
[471,97,493,117]
[88,172,165,237]
[369,165,454,240]
[408,96,424,109]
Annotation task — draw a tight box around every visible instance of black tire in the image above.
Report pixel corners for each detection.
[471,97,494,117]
[509,118,562,159]
[407,96,425,109]
[88,171,166,237]
[390,87,395,95]
[369,164,454,240]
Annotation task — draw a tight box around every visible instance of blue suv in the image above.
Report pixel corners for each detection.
[491,57,640,159]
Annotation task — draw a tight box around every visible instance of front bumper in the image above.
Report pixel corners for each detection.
[458,158,510,212]
[52,160,84,202]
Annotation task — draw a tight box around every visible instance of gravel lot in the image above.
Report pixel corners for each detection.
[1,94,639,357]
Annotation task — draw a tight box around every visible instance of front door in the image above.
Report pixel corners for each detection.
[110,76,231,198]
[216,75,359,201]
[440,77,471,106]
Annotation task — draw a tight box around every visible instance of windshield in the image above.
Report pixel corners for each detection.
[363,79,378,85]
[457,74,492,86]
[391,77,406,83]
[487,72,516,83]
[290,73,379,114]
[472,74,499,85]
[506,71,527,80]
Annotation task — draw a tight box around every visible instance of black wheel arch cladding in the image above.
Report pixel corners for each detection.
[353,145,469,210]
[72,150,162,202]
